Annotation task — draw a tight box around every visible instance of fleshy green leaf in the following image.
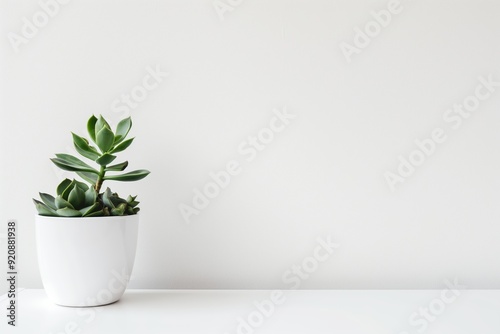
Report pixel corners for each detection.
[59,179,88,200]
[51,158,99,174]
[104,169,150,182]
[39,193,57,210]
[114,117,132,145]
[128,200,139,207]
[80,203,101,217]
[95,115,110,135]
[73,179,89,191]
[110,194,127,207]
[105,161,128,172]
[102,188,115,208]
[56,207,82,217]
[56,178,72,196]
[126,195,139,207]
[110,137,134,154]
[68,185,86,209]
[95,153,117,166]
[55,153,94,169]
[61,181,73,199]
[85,209,106,217]
[52,158,87,173]
[96,126,115,153]
[72,133,100,160]
[77,171,98,184]
[87,115,98,142]
[111,203,127,216]
[51,155,99,174]
[55,195,74,210]
[33,199,57,216]
[84,186,97,207]
[102,207,110,216]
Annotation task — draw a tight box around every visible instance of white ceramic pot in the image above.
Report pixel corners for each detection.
[35,214,139,307]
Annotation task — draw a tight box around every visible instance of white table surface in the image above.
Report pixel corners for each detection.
[1,289,499,334]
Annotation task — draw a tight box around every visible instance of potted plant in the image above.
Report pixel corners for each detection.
[33,115,150,307]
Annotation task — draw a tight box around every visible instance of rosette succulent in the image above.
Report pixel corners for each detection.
[33,115,150,217]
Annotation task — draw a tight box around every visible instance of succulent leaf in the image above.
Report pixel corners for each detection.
[102,188,115,209]
[80,203,101,217]
[56,179,72,196]
[55,195,75,210]
[33,199,57,216]
[84,209,106,217]
[104,169,150,182]
[111,203,127,216]
[68,185,86,209]
[105,161,128,172]
[55,154,95,170]
[110,194,127,207]
[76,171,98,184]
[103,207,110,216]
[56,207,83,217]
[95,153,117,166]
[39,192,57,210]
[72,133,100,160]
[51,158,98,174]
[87,115,98,142]
[61,180,81,199]
[94,115,110,135]
[73,179,89,191]
[114,117,132,145]
[84,187,97,207]
[96,126,114,153]
[110,138,134,154]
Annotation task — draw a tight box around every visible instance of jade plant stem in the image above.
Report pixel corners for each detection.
[95,165,106,193]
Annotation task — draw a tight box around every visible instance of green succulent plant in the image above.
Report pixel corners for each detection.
[33,115,150,217]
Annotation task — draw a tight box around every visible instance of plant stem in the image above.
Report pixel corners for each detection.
[95,165,106,193]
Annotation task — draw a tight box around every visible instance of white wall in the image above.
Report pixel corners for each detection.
[1,0,500,292]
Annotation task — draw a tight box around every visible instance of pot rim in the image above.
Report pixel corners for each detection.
[35,213,139,221]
